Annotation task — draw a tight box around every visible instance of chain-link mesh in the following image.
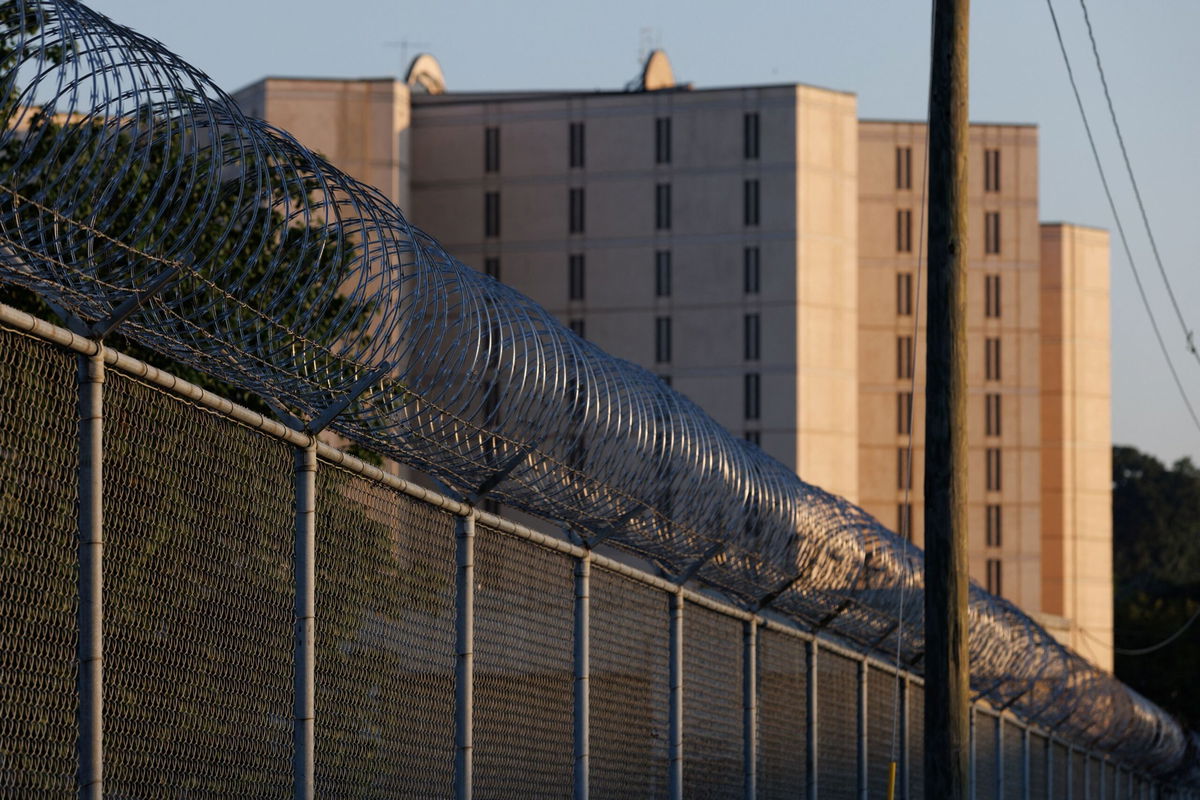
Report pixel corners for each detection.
[757,629,807,800]
[682,601,743,800]
[314,463,457,797]
[1004,721,1024,799]
[867,665,900,798]
[1030,732,1048,800]
[817,648,859,800]
[474,525,573,798]
[103,370,294,797]
[909,681,925,800]
[975,711,999,800]
[0,327,78,797]
[590,566,669,799]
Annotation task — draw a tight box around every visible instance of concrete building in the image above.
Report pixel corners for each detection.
[232,52,1113,669]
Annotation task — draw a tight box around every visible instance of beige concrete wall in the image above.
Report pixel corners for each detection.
[232,77,411,211]
[1040,223,1113,670]
[411,84,860,502]
[857,121,1043,616]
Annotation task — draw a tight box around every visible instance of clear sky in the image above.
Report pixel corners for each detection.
[85,0,1200,467]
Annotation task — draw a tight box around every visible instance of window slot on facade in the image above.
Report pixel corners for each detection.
[985,148,1001,192]
[484,257,500,281]
[569,187,585,234]
[986,447,1002,492]
[655,250,672,297]
[484,191,500,238]
[484,126,500,173]
[655,183,672,230]
[568,253,585,301]
[986,392,1001,437]
[896,146,912,190]
[897,208,913,253]
[897,272,913,316]
[744,373,761,420]
[744,112,760,160]
[985,337,1001,381]
[897,335,914,380]
[569,121,585,168]
[986,558,1002,596]
[744,247,761,294]
[744,313,760,361]
[744,430,761,446]
[986,504,1002,548]
[897,503,912,540]
[655,316,672,363]
[985,274,1001,318]
[743,179,760,226]
[655,117,672,164]
[897,447,911,490]
[569,318,585,339]
[985,211,1001,254]
[897,391,913,435]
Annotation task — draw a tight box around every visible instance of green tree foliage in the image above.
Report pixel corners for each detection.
[1112,444,1200,730]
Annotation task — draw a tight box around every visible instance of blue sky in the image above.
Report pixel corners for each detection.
[87,0,1200,466]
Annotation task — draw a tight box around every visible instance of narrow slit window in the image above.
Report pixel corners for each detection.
[896,146,912,190]
[984,148,1001,192]
[569,187,585,234]
[484,257,500,281]
[897,209,912,253]
[986,392,1001,437]
[897,391,913,435]
[568,254,585,301]
[655,316,672,363]
[484,126,500,173]
[987,447,1002,492]
[744,112,760,160]
[897,336,914,380]
[744,179,760,226]
[897,447,911,490]
[744,373,761,420]
[744,314,760,361]
[986,504,1002,548]
[985,211,1001,254]
[985,274,1001,318]
[655,117,672,164]
[897,272,913,316]
[655,250,672,297]
[484,191,500,238]
[985,337,1001,381]
[744,247,761,294]
[569,121,585,168]
[656,183,672,230]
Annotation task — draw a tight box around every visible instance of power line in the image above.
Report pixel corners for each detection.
[1077,0,1199,364]
[1044,0,1200,435]
[1115,606,1200,656]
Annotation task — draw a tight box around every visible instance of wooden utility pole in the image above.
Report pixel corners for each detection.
[924,0,970,798]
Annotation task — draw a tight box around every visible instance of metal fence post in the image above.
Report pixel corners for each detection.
[669,591,684,800]
[1022,725,1030,800]
[455,513,476,800]
[293,442,317,800]
[77,347,104,800]
[574,554,590,800]
[743,618,757,800]
[968,706,976,800]
[900,674,910,800]
[997,715,1004,799]
[857,658,868,800]
[806,639,818,800]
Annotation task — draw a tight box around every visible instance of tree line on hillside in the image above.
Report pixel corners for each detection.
[1112,445,1200,732]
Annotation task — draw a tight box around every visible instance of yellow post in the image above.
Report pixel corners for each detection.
[886,761,898,800]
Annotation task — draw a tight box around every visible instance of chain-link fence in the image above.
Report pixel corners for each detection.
[3,312,1198,799]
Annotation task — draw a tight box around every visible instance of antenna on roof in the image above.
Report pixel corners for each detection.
[384,39,431,77]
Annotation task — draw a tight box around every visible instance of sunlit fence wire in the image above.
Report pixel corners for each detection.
[0,0,1197,788]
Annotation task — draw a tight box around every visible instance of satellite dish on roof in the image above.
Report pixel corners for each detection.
[640,49,675,91]
[405,53,446,95]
